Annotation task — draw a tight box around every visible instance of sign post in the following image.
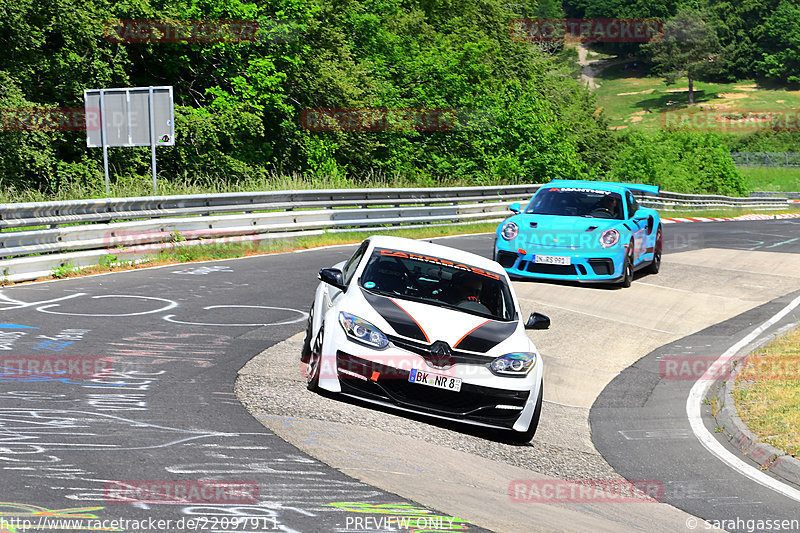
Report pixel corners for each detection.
[84,86,174,195]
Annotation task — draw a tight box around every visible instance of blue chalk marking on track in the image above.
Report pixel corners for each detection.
[0,323,38,329]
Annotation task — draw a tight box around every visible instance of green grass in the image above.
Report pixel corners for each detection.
[0,171,509,204]
[734,326,800,457]
[738,167,800,192]
[591,61,800,131]
[50,263,81,279]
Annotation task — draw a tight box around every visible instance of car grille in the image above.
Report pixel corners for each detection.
[336,351,529,428]
[386,334,490,362]
[519,261,577,276]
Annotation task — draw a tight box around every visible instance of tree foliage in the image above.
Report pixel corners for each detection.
[754,0,800,84]
[0,0,751,196]
[0,0,612,191]
[641,8,725,104]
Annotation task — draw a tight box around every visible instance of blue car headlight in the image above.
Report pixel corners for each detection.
[489,352,537,376]
[599,229,620,248]
[501,222,519,241]
[338,312,389,349]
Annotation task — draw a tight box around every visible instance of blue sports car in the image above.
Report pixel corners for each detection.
[493,180,662,287]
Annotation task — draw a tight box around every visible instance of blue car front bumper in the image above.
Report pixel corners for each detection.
[494,241,626,282]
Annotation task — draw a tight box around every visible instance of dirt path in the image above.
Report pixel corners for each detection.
[577,43,629,90]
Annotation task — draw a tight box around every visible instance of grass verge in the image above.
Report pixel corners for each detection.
[738,167,800,193]
[733,326,800,457]
[0,172,515,204]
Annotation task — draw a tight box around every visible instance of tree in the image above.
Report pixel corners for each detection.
[642,8,724,105]
[755,0,800,84]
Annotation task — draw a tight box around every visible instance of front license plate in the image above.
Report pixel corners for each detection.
[534,254,571,265]
[408,369,462,392]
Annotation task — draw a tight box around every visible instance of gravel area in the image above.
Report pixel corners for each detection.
[235,333,619,481]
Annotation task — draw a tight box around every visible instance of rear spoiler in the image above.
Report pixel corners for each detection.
[619,183,660,195]
[546,180,660,196]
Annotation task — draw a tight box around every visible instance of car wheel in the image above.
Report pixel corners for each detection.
[645,225,662,275]
[507,384,543,444]
[620,242,634,288]
[300,305,314,364]
[306,325,323,391]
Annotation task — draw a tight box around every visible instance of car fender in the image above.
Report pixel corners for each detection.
[511,363,544,431]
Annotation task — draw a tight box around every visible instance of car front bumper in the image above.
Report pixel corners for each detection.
[494,240,626,282]
[317,326,542,433]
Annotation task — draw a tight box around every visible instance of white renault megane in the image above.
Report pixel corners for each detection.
[301,235,550,442]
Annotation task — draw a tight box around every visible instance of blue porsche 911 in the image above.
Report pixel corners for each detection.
[493,180,662,287]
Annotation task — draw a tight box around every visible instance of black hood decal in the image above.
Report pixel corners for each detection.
[454,320,517,353]
[362,290,429,342]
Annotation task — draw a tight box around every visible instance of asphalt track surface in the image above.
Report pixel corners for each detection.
[0,218,797,533]
[590,219,800,533]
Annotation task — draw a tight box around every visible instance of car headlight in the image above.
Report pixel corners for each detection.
[599,229,620,248]
[501,222,519,241]
[489,352,537,376]
[338,312,389,349]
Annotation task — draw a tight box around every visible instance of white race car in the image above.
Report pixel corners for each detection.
[301,235,549,442]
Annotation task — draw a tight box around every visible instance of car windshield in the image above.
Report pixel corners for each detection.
[525,187,624,220]
[359,248,516,321]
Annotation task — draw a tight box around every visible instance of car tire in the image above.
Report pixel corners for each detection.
[306,325,323,391]
[620,242,634,288]
[508,384,543,444]
[300,305,314,364]
[645,224,662,275]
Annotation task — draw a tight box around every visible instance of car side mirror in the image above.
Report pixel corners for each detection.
[319,268,346,291]
[525,312,550,330]
[509,202,521,214]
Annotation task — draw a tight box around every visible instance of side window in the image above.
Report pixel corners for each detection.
[343,241,369,285]
[626,191,637,218]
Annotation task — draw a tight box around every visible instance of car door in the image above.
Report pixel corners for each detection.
[626,191,647,264]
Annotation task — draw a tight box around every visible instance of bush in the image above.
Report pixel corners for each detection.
[609,130,748,196]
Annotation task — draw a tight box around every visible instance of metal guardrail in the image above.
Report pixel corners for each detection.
[750,191,800,199]
[635,190,790,210]
[0,185,795,283]
[0,185,540,282]
[0,187,539,230]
